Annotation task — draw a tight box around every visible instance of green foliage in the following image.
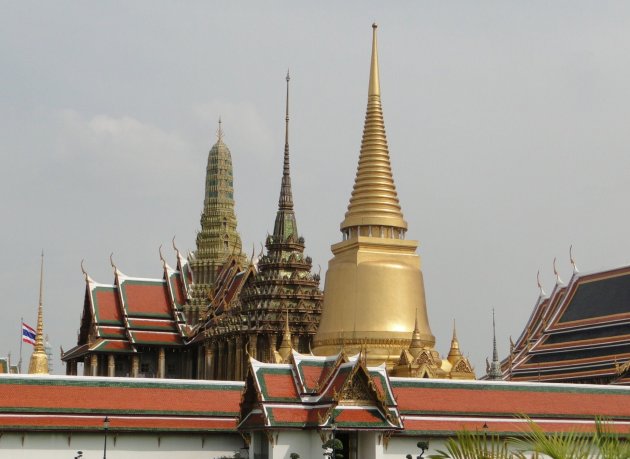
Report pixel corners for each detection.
[214,453,241,459]
[322,438,344,459]
[428,429,526,459]
[514,417,593,459]
[429,416,630,459]
[290,453,300,459]
[594,417,630,459]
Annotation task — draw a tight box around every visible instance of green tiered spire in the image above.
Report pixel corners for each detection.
[188,120,247,324]
[240,72,323,359]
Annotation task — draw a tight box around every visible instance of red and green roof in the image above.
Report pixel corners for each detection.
[239,351,402,431]
[63,263,190,362]
[0,375,243,432]
[391,378,630,436]
[504,264,630,384]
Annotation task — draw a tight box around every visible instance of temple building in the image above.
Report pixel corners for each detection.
[61,253,193,377]
[312,24,473,380]
[187,120,248,325]
[195,72,323,381]
[61,24,475,381]
[497,258,630,385]
[62,73,324,381]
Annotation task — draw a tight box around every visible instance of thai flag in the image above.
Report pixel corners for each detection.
[22,323,36,345]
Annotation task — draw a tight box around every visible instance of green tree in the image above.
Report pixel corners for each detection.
[322,438,343,459]
[428,416,630,459]
[428,429,526,459]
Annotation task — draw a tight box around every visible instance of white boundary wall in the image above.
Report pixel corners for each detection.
[0,431,244,459]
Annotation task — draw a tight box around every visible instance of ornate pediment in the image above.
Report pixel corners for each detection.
[338,370,373,405]
[453,358,473,374]
[415,350,436,367]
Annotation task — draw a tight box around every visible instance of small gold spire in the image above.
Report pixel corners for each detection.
[368,23,380,97]
[408,313,423,358]
[277,308,293,362]
[340,23,407,232]
[29,251,49,374]
[447,320,462,364]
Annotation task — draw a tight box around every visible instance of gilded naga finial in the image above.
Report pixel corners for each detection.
[80,259,90,282]
[536,270,546,297]
[553,257,563,284]
[159,244,168,269]
[109,252,117,273]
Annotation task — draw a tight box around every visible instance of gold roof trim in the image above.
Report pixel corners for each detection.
[341,23,407,232]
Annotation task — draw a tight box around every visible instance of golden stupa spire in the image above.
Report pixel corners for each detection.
[341,23,407,233]
[447,320,463,364]
[29,251,49,374]
[313,24,435,368]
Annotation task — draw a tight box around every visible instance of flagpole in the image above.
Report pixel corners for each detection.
[19,316,23,373]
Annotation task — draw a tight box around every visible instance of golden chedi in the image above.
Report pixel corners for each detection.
[313,24,435,368]
[29,252,49,375]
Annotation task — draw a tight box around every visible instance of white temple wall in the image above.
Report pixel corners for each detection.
[0,431,243,459]
[270,430,324,459]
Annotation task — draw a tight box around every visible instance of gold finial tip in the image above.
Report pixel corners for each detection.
[372,22,378,29]
[286,69,290,81]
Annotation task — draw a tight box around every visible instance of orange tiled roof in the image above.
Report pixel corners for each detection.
[0,375,243,432]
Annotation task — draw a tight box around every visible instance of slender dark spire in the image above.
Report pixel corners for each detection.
[278,70,294,211]
[273,71,298,241]
[488,308,502,380]
[492,310,498,362]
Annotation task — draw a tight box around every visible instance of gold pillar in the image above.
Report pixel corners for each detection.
[158,347,165,378]
[90,354,98,377]
[204,345,213,380]
[107,355,115,377]
[131,355,139,378]
[248,335,257,360]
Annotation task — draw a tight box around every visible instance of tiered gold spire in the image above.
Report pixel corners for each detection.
[447,321,462,365]
[313,24,435,369]
[28,251,49,374]
[408,315,423,358]
[341,23,407,233]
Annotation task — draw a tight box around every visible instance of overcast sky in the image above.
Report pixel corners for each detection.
[2,2,630,375]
